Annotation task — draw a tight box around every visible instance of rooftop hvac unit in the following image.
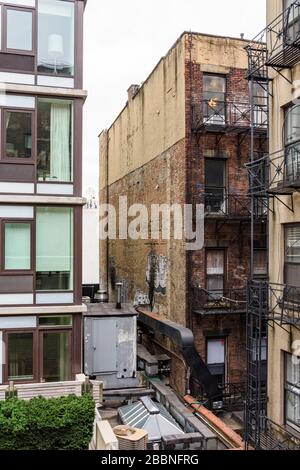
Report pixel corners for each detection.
[113,425,148,451]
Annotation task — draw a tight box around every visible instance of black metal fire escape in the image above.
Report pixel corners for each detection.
[245,1,300,450]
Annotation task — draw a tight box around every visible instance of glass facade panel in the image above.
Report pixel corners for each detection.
[8,332,33,381]
[42,331,70,382]
[6,9,32,51]
[5,223,31,270]
[39,315,72,327]
[36,207,73,291]
[38,0,75,76]
[37,98,73,182]
[5,112,32,159]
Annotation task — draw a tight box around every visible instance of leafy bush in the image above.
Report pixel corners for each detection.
[0,394,95,450]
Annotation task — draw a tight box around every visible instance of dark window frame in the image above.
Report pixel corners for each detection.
[1,107,36,164]
[37,0,76,79]
[1,218,34,274]
[204,157,227,213]
[3,328,37,383]
[2,5,36,56]
[2,321,74,384]
[36,96,74,183]
[39,328,72,382]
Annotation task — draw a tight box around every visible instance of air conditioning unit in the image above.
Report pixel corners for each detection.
[113,425,148,450]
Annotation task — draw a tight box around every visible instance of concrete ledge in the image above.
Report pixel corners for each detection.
[0,304,87,315]
[0,83,87,100]
[0,195,86,206]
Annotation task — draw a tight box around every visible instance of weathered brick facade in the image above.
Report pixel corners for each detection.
[99,32,266,395]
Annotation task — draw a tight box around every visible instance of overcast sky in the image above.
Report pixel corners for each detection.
[82,0,266,198]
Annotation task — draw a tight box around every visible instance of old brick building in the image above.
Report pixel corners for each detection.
[99,32,267,396]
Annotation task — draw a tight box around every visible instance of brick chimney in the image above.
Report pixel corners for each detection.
[127,84,139,101]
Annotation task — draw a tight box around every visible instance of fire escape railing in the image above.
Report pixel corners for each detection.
[247,1,300,75]
[192,287,247,314]
[194,192,267,220]
[246,145,300,195]
[192,100,268,133]
[257,417,300,450]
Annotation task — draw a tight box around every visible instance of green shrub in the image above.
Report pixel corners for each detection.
[0,394,95,450]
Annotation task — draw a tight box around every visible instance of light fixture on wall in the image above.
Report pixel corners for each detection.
[48,34,63,73]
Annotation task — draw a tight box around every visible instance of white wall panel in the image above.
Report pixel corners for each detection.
[0,183,34,194]
[0,316,36,329]
[0,206,33,218]
[37,75,74,88]
[0,72,35,85]
[0,294,34,305]
[36,293,74,305]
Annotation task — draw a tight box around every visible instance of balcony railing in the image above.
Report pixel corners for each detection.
[247,1,300,77]
[192,100,268,133]
[192,287,247,314]
[257,417,300,450]
[248,280,300,329]
[246,145,300,195]
[195,192,266,219]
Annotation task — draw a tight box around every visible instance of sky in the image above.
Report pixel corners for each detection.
[82,0,266,199]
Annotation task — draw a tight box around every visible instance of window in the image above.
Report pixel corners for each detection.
[284,105,300,182]
[39,315,72,327]
[5,7,33,52]
[203,74,226,123]
[36,207,73,291]
[38,0,75,76]
[284,0,300,45]
[285,353,300,431]
[253,249,268,277]
[205,159,226,213]
[41,331,70,382]
[206,250,225,299]
[7,332,34,381]
[285,105,300,146]
[4,222,31,270]
[37,98,73,182]
[285,225,300,287]
[4,110,33,160]
[207,338,226,386]
[252,82,268,128]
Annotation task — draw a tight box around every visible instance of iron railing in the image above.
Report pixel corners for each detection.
[255,417,300,450]
[196,192,251,217]
[247,1,300,77]
[193,100,268,133]
[192,287,247,314]
[246,144,300,195]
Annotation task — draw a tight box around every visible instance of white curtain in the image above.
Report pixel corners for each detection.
[50,102,71,181]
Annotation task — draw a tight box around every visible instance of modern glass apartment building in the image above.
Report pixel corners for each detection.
[0,0,87,384]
